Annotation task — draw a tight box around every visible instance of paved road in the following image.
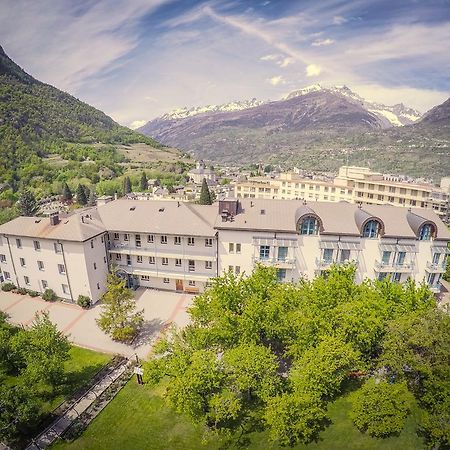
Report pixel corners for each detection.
[0,288,194,359]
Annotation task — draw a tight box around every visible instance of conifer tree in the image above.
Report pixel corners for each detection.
[76,184,87,205]
[199,178,212,205]
[88,189,96,206]
[18,189,39,216]
[140,171,148,191]
[123,176,132,194]
[61,182,72,202]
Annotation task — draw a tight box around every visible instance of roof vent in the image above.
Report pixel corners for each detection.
[260,209,266,215]
[159,208,165,212]
[130,206,136,211]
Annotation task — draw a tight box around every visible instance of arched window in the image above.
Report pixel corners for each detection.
[362,220,380,238]
[418,223,434,241]
[299,216,319,235]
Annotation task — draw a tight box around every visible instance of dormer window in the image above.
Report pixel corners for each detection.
[362,220,381,238]
[418,223,435,241]
[299,216,319,235]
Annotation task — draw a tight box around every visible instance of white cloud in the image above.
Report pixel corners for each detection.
[129,120,147,129]
[268,75,285,86]
[306,64,322,77]
[312,38,335,47]
[279,57,295,68]
[333,15,347,25]
[260,54,279,61]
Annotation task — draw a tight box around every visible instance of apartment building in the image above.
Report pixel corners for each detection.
[96,200,218,294]
[0,211,108,302]
[1,198,449,302]
[234,166,450,219]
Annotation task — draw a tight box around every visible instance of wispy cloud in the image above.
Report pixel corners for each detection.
[333,15,347,25]
[312,38,335,46]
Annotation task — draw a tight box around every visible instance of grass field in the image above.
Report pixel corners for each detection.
[51,379,425,450]
[115,143,192,165]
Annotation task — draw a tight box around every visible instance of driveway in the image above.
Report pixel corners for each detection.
[0,288,194,359]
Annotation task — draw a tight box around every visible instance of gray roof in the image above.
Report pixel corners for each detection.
[0,209,106,242]
[214,199,450,240]
[97,199,217,237]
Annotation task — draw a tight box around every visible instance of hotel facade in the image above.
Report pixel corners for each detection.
[0,197,449,303]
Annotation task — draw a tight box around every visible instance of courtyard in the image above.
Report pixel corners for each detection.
[0,288,194,358]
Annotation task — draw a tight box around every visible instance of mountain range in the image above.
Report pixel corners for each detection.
[139,85,450,179]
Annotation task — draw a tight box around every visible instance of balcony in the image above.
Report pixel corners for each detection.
[315,258,359,269]
[374,260,414,272]
[252,256,296,268]
[426,261,447,273]
[428,282,441,294]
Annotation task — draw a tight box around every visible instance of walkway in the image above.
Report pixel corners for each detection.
[0,288,194,358]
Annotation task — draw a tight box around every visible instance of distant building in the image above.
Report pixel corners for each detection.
[234,166,450,220]
[188,160,217,184]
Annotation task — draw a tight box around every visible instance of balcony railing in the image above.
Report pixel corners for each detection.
[374,260,414,272]
[315,258,359,269]
[426,261,447,272]
[252,256,296,267]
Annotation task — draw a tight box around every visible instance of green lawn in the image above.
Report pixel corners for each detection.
[52,379,425,450]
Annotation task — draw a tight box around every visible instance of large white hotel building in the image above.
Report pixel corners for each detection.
[0,197,449,303]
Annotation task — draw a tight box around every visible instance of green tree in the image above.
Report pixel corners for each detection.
[199,178,212,205]
[350,379,411,437]
[61,182,72,201]
[87,188,96,206]
[76,183,88,205]
[18,189,39,216]
[123,176,132,194]
[97,272,144,342]
[140,171,148,191]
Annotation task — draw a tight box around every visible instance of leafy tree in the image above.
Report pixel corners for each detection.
[18,189,38,216]
[76,183,87,205]
[61,182,72,201]
[97,271,144,341]
[123,176,132,194]
[140,171,148,191]
[11,312,70,387]
[199,178,212,205]
[87,188,96,206]
[350,379,411,437]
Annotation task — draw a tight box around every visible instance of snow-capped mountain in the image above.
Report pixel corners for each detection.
[284,84,422,127]
[160,98,266,120]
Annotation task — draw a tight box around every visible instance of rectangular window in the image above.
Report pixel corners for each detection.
[149,256,155,264]
[189,280,196,286]
[124,233,129,241]
[135,235,141,247]
[114,233,119,240]
[58,264,66,274]
[175,258,182,267]
[90,240,94,249]
[20,257,26,267]
[37,260,44,271]
[188,260,195,272]
[62,284,69,294]
[340,249,350,262]
[141,275,150,281]
[147,234,154,243]
[137,256,143,263]
[229,265,233,272]
[396,252,406,266]
[4,271,10,280]
[323,248,333,263]
[93,262,97,270]
[0,254,6,263]
[205,261,212,270]
[161,235,167,244]
[392,272,401,282]
[97,283,100,290]
[54,242,62,253]
[277,269,286,282]
[235,266,240,275]
[259,245,270,260]
[174,236,181,245]
[34,240,41,251]
[24,276,30,285]
[126,255,131,266]
[378,272,387,281]
[277,247,288,261]
[188,237,195,246]
[205,238,213,247]
[162,257,168,265]
[382,251,391,265]
[16,238,22,248]
[116,253,121,261]
[432,253,440,265]
[229,243,234,253]
[41,279,48,289]
[163,277,169,284]
[236,243,241,254]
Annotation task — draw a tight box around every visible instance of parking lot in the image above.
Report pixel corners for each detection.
[0,288,194,359]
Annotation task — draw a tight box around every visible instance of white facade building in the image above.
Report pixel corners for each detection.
[1,198,449,303]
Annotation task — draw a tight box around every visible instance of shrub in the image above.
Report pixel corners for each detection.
[1,282,16,292]
[77,295,91,309]
[27,290,40,297]
[350,379,410,437]
[16,287,28,295]
[42,289,58,302]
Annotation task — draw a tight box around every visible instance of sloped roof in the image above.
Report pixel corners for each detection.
[0,209,106,242]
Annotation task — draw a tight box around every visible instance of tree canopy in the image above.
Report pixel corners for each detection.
[145,265,445,447]
[199,178,212,205]
[18,189,39,216]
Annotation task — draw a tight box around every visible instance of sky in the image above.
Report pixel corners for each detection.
[1,0,450,128]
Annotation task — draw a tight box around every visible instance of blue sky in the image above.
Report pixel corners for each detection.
[1,0,449,127]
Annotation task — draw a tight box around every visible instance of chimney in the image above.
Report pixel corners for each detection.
[219,198,239,217]
[49,212,59,226]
